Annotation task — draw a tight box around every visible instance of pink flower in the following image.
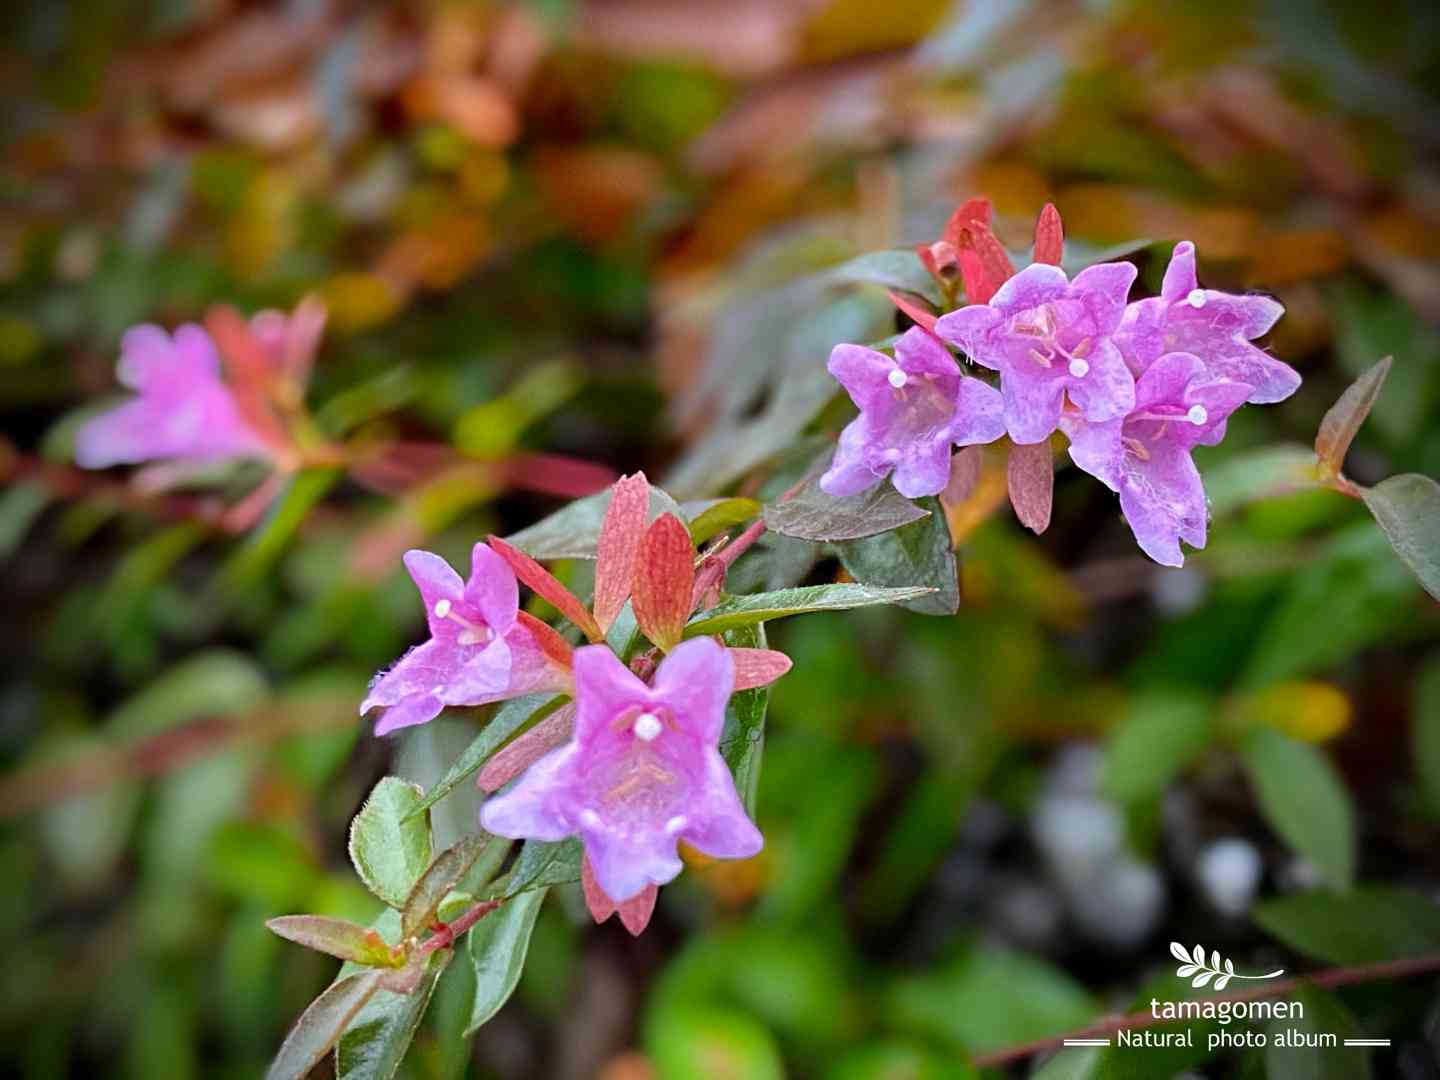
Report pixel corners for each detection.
[820,327,1004,499]
[1115,242,1298,404]
[362,543,568,736]
[74,324,271,468]
[935,261,1138,444]
[479,637,762,902]
[1062,352,1252,566]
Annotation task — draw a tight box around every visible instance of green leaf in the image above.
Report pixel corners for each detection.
[497,838,582,898]
[1362,473,1440,600]
[834,496,958,615]
[763,479,930,542]
[349,778,433,908]
[1241,522,1417,687]
[720,623,770,815]
[223,467,342,588]
[826,1041,977,1080]
[1252,887,1440,964]
[409,695,563,818]
[1240,728,1356,889]
[1264,985,1372,1080]
[1201,444,1318,518]
[1415,659,1440,819]
[402,832,493,939]
[504,487,687,559]
[689,497,761,545]
[336,951,450,1080]
[266,971,384,1080]
[1099,692,1215,805]
[683,583,936,636]
[107,649,269,739]
[648,1005,785,1080]
[266,915,399,967]
[465,888,547,1035]
[886,946,1096,1054]
[1029,1045,1104,1080]
[826,249,942,305]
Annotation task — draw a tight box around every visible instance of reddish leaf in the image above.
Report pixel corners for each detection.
[281,293,327,386]
[887,289,939,334]
[942,197,993,248]
[1007,440,1054,534]
[730,648,793,690]
[631,513,695,651]
[515,611,576,678]
[956,221,1015,305]
[1315,357,1392,481]
[1033,203,1064,266]
[489,535,603,642]
[593,472,650,633]
[477,704,575,793]
[581,854,658,936]
[266,915,400,967]
[942,445,985,507]
[204,305,294,454]
[499,452,618,499]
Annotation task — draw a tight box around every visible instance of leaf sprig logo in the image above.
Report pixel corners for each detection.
[1170,942,1284,990]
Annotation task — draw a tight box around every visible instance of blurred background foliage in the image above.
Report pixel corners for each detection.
[2,0,1440,1077]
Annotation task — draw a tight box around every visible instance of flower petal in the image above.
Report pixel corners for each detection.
[572,644,649,743]
[680,750,764,860]
[441,636,513,704]
[465,542,519,634]
[373,692,445,737]
[479,744,581,842]
[651,637,733,745]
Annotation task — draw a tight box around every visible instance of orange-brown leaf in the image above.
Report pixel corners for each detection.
[631,513,695,651]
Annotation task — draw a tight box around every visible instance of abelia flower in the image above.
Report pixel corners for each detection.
[1115,241,1298,404]
[1062,351,1252,566]
[363,543,539,736]
[820,327,1004,499]
[935,261,1138,444]
[480,637,762,903]
[74,324,271,469]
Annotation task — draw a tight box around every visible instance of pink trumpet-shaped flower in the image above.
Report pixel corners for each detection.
[1062,352,1252,567]
[362,543,530,736]
[1115,242,1298,404]
[820,327,1004,499]
[935,261,1138,444]
[480,637,762,903]
[74,324,271,468]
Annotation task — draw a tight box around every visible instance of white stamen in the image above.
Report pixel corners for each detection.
[887,368,908,389]
[1068,358,1090,378]
[1186,289,1206,308]
[664,815,688,835]
[433,599,451,618]
[633,712,663,741]
[1187,404,1208,425]
[580,809,601,828]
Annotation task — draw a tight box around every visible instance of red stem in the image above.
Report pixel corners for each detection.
[416,899,503,957]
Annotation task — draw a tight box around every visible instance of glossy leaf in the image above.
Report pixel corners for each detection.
[834,496,958,615]
[720,623,770,816]
[683,583,937,636]
[497,838,583,897]
[763,478,931,542]
[465,888,547,1035]
[349,778,433,908]
[688,497,761,546]
[827,249,943,306]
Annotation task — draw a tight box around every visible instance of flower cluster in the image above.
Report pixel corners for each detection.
[362,473,786,924]
[822,204,1300,566]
